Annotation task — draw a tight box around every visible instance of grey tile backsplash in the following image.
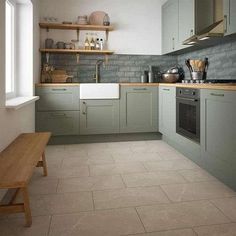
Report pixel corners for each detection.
[42,54,177,83]
[42,39,236,83]
[178,39,236,81]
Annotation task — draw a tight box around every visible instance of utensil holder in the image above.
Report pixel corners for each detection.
[191,71,204,80]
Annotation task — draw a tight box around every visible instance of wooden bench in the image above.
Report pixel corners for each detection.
[0,132,51,227]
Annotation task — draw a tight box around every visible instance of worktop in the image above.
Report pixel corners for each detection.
[35,83,236,91]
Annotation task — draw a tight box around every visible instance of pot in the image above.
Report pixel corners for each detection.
[161,73,180,83]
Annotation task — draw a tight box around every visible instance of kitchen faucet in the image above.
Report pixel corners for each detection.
[94,59,104,83]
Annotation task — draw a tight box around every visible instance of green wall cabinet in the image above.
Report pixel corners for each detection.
[120,86,158,133]
[201,89,236,189]
[159,86,176,136]
[36,111,80,136]
[79,99,120,135]
[223,0,236,36]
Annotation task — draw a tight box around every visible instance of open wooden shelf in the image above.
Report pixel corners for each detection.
[39,48,114,55]
[39,22,114,31]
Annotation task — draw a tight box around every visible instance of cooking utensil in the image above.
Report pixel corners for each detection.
[185,59,193,72]
[161,73,180,83]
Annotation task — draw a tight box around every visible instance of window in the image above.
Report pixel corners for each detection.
[5,0,15,98]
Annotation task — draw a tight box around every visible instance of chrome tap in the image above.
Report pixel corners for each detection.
[94,59,104,83]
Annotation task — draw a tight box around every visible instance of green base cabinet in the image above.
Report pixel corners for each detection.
[80,99,119,135]
[201,89,236,190]
[36,86,80,111]
[120,86,158,133]
[36,111,80,136]
[159,86,176,136]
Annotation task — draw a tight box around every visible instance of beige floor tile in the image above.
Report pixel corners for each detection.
[0,216,51,236]
[144,159,199,172]
[93,186,170,210]
[157,149,188,161]
[61,155,114,167]
[161,181,235,202]
[106,141,141,149]
[46,166,89,179]
[28,178,58,195]
[90,162,147,176]
[45,145,66,158]
[122,171,187,187]
[128,228,196,236]
[106,147,133,155]
[28,192,93,216]
[211,197,236,221]
[178,169,217,182]
[194,223,236,236]
[137,200,230,232]
[49,208,145,236]
[57,175,125,193]
[46,156,63,168]
[112,152,163,162]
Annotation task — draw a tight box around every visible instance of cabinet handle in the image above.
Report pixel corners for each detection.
[172,37,175,50]
[82,101,87,115]
[190,29,194,36]
[210,93,225,97]
[133,88,147,91]
[52,88,67,91]
[224,15,228,33]
[51,113,66,117]
[163,88,170,91]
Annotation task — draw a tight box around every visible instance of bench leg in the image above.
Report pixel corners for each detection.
[42,151,48,176]
[21,187,32,227]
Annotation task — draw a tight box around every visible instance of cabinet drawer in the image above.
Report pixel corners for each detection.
[36,86,80,111]
[36,111,79,136]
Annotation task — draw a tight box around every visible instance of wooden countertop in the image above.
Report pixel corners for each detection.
[35,83,236,91]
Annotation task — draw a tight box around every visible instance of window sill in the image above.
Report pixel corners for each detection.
[5,96,39,110]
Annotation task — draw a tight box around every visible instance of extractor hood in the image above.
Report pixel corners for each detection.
[183,0,224,45]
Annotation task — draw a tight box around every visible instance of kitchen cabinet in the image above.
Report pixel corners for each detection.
[178,0,195,49]
[162,0,179,54]
[79,99,119,135]
[36,86,79,111]
[159,86,176,136]
[120,86,158,133]
[201,89,236,189]
[223,0,236,36]
[36,85,80,136]
[36,111,80,136]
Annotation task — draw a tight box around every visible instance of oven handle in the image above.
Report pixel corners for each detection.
[176,97,199,102]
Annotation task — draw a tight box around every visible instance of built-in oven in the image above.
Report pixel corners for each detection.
[176,87,200,143]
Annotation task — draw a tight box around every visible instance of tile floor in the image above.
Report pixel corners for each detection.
[0,140,236,236]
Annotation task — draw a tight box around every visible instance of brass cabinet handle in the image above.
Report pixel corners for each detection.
[163,88,170,91]
[172,37,175,50]
[133,88,147,91]
[51,113,66,117]
[210,93,225,97]
[52,88,67,91]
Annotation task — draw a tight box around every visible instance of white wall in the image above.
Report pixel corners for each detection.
[0,0,40,152]
[39,0,163,55]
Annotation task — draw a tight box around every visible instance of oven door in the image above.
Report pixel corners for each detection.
[176,97,200,143]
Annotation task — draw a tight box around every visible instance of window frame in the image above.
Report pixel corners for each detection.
[5,0,16,99]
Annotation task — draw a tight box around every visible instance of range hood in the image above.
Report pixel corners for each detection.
[183,0,224,45]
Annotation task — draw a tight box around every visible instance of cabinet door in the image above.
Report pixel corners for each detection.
[224,0,236,36]
[36,111,80,136]
[201,89,236,188]
[80,100,119,135]
[36,86,80,111]
[162,0,179,54]
[120,86,158,133]
[178,0,195,49]
[159,86,176,136]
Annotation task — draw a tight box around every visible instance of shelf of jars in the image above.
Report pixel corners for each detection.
[39,48,114,54]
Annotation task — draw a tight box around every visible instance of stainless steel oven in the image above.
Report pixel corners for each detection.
[176,87,200,143]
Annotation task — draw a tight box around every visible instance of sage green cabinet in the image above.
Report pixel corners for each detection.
[120,86,158,133]
[201,89,236,189]
[223,0,236,36]
[79,100,119,135]
[178,0,195,49]
[36,85,80,136]
[162,0,179,54]
[159,86,176,136]
[36,86,79,111]
[36,111,80,136]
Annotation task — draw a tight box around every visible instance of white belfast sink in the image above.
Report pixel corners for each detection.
[80,83,120,99]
